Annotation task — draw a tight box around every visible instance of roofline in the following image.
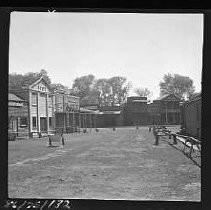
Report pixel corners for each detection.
[153,94,181,102]
[184,96,201,105]
[29,77,52,90]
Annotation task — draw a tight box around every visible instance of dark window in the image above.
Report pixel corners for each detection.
[32,117,37,129]
[20,117,28,127]
[49,117,52,128]
[40,93,46,97]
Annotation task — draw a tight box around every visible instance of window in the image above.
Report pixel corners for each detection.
[20,117,28,127]
[49,117,52,128]
[48,96,53,107]
[40,93,46,97]
[31,92,37,105]
[32,117,37,129]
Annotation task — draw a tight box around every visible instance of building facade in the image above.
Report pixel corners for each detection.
[96,106,123,128]
[181,93,201,139]
[148,94,181,125]
[8,93,29,138]
[123,97,148,126]
[54,89,80,133]
[9,77,81,137]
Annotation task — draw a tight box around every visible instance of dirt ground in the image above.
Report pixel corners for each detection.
[8,126,201,201]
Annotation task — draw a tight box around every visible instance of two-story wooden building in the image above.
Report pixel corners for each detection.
[10,77,54,137]
[54,89,80,133]
[123,97,148,126]
[9,77,96,137]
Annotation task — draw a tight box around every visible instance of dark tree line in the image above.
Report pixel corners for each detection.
[9,70,131,107]
[9,69,199,106]
[72,74,131,107]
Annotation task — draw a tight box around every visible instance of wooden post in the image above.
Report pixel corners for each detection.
[94,114,96,128]
[16,118,18,137]
[79,113,81,132]
[63,113,66,133]
[154,132,159,145]
[172,134,177,144]
[28,90,31,137]
[85,114,87,129]
[73,112,75,132]
[165,102,168,124]
[46,93,49,134]
[37,92,40,134]
[90,114,92,132]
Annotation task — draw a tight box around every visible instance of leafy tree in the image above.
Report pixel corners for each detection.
[189,92,200,100]
[80,89,99,106]
[38,69,51,84]
[9,69,51,91]
[72,74,95,99]
[159,73,195,100]
[107,76,131,106]
[134,87,152,98]
[94,79,111,107]
[50,83,69,92]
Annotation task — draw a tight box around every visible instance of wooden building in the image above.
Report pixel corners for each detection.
[8,93,29,138]
[149,94,181,125]
[96,106,123,128]
[147,102,161,125]
[54,89,80,133]
[9,77,98,136]
[181,93,201,139]
[80,107,98,129]
[10,77,54,136]
[123,97,148,126]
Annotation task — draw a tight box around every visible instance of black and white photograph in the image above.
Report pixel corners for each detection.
[8,11,202,202]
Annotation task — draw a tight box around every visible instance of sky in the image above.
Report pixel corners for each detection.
[9,12,203,100]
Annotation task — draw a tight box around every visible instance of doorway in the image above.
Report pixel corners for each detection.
[40,117,47,132]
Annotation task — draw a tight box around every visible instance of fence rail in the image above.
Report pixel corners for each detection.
[150,125,201,159]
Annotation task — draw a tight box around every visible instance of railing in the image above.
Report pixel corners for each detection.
[150,125,201,159]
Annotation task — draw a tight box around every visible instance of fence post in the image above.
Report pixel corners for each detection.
[61,133,64,146]
[172,134,177,144]
[154,133,159,145]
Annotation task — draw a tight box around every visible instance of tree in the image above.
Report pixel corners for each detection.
[107,76,131,106]
[38,69,51,84]
[159,73,195,100]
[134,87,152,98]
[50,83,69,91]
[9,69,51,91]
[72,74,95,99]
[94,78,111,107]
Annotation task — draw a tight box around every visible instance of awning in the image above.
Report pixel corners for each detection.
[80,107,100,114]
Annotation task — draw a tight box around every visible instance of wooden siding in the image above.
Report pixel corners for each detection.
[31,106,37,116]
[184,98,201,138]
[39,94,47,117]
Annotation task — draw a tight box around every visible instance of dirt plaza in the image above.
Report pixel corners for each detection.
[8,126,201,201]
